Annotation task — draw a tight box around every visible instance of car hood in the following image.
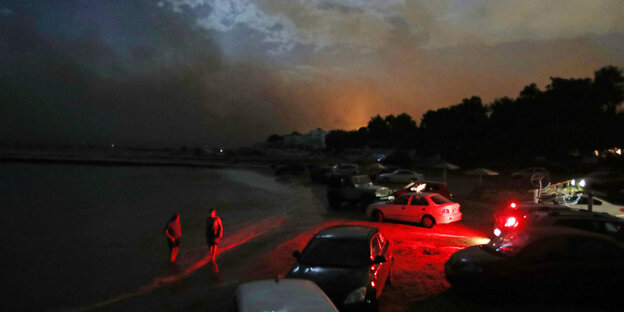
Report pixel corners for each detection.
[286,264,370,303]
[355,184,392,198]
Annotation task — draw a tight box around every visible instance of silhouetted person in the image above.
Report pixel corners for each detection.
[206,209,223,261]
[165,213,182,262]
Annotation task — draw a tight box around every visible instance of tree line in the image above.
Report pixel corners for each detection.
[322,66,624,163]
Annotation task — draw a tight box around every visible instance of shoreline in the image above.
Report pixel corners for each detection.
[0,153,268,170]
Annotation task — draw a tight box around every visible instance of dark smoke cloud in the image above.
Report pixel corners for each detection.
[0,1,291,148]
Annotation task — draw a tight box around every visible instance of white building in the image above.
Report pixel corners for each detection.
[283,129,327,150]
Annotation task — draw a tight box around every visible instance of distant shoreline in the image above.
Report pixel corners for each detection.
[0,154,268,170]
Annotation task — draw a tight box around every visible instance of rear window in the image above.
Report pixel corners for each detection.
[431,195,451,204]
[300,238,370,267]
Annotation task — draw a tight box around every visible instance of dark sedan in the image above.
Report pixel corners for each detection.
[286,225,393,311]
[445,227,624,300]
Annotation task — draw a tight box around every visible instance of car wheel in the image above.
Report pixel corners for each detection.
[372,210,384,222]
[422,215,435,228]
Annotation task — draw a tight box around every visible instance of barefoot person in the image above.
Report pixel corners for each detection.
[164,213,182,262]
[206,209,223,261]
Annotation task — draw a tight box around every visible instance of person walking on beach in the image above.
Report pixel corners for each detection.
[165,213,182,262]
[206,209,223,261]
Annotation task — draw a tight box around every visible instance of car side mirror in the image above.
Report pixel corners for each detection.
[373,255,387,264]
[292,250,301,259]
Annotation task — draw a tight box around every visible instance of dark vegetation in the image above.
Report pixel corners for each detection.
[271,66,624,167]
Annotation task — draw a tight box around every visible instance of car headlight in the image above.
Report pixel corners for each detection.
[375,187,390,197]
[343,286,367,305]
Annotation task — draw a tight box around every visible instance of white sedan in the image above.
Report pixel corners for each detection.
[230,279,338,312]
[377,169,424,183]
[564,195,624,218]
[366,192,462,228]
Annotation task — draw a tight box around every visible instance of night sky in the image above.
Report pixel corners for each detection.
[2,0,624,147]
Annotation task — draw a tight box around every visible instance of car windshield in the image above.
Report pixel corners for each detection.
[485,232,535,256]
[299,238,370,267]
[430,195,451,204]
[352,175,372,186]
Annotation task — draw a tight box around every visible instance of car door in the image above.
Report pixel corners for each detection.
[384,195,410,220]
[506,238,574,291]
[405,195,429,222]
[370,234,391,298]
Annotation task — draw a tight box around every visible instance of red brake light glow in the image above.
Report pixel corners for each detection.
[510,202,517,208]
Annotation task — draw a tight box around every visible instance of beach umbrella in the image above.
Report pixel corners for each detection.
[432,162,460,183]
[465,168,499,185]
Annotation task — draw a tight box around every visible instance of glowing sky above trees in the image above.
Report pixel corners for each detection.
[2,0,624,146]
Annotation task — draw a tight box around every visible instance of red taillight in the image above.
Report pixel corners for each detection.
[504,216,518,228]
[620,208,624,212]
[510,202,517,208]
[370,281,376,288]
[442,208,450,214]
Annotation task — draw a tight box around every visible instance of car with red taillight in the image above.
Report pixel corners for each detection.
[492,202,624,242]
[445,227,624,299]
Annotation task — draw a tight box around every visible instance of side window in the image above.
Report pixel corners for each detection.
[410,196,428,206]
[573,238,612,261]
[521,238,571,261]
[553,219,602,233]
[577,197,589,205]
[594,199,602,205]
[394,195,410,205]
[371,236,382,257]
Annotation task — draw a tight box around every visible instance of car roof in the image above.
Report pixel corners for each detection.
[236,279,338,312]
[521,225,623,242]
[314,225,379,240]
[536,208,622,221]
[412,180,446,185]
[398,192,441,197]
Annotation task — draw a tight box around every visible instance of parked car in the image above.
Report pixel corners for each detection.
[286,225,393,311]
[377,169,424,184]
[366,192,461,228]
[394,181,453,199]
[310,164,337,183]
[326,174,392,209]
[445,227,624,298]
[492,202,624,241]
[557,195,624,218]
[580,171,624,191]
[332,163,360,176]
[369,166,399,181]
[228,279,339,312]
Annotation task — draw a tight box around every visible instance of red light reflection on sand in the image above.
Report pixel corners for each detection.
[83,217,286,311]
